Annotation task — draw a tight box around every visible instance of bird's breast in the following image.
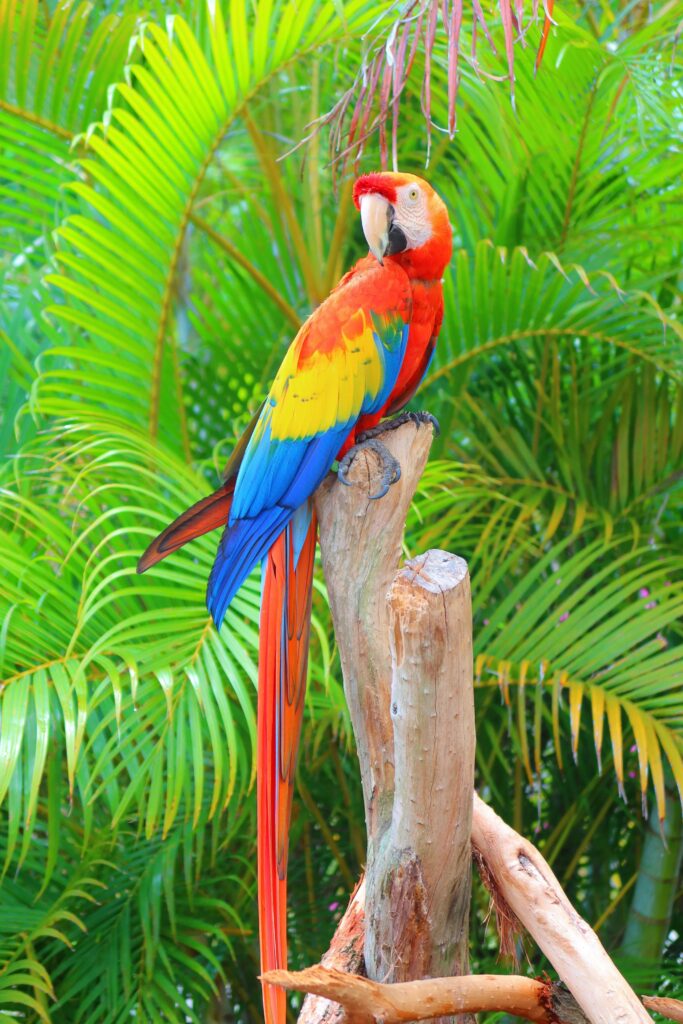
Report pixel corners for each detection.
[386,278,443,407]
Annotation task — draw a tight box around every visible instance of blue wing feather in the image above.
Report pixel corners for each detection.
[207,267,411,627]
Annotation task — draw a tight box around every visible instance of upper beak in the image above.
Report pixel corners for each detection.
[360,193,392,266]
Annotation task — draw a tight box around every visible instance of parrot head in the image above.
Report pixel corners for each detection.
[353,172,452,278]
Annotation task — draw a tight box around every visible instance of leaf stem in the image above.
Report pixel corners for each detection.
[297,775,357,890]
[245,110,323,305]
[323,178,353,294]
[0,98,74,141]
[189,212,302,331]
[560,82,597,246]
[425,325,680,387]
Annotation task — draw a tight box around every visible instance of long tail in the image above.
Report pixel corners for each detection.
[139,487,318,1024]
[258,504,317,1024]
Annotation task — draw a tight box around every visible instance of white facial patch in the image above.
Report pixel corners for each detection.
[394,183,432,250]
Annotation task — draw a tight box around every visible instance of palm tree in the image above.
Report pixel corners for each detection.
[0,0,681,1019]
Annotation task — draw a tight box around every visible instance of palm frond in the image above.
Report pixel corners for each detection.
[0,0,139,261]
[0,797,253,1023]
[409,462,683,821]
[413,12,683,281]
[0,419,260,868]
[422,243,683,500]
[432,243,682,386]
[43,1,381,456]
[48,820,250,1023]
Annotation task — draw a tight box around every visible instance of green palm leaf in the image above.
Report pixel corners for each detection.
[43,1,382,456]
[0,419,260,869]
[0,0,139,259]
[430,243,682,389]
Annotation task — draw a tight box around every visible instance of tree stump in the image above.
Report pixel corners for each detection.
[314,423,474,1005]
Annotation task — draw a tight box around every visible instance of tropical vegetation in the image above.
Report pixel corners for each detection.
[0,0,681,1020]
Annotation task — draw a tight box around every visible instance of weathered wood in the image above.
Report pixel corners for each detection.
[298,879,366,1024]
[471,794,654,1024]
[266,965,587,1024]
[642,997,683,1023]
[315,422,474,995]
[367,551,473,980]
[315,422,433,840]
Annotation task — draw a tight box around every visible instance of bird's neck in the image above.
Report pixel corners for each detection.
[388,229,453,281]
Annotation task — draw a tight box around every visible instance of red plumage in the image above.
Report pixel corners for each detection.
[258,514,317,1024]
[353,172,398,206]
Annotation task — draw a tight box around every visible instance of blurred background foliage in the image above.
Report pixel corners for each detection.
[0,0,682,1020]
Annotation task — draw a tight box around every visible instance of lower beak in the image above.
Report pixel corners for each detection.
[360,193,391,266]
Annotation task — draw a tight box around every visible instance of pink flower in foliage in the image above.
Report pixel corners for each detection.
[558,611,569,623]
[638,588,650,599]
[328,902,340,913]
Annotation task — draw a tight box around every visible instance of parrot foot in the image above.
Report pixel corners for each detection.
[357,409,440,442]
[337,438,402,500]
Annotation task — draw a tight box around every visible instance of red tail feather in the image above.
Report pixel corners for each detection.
[136,481,235,573]
[258,511,317,1024]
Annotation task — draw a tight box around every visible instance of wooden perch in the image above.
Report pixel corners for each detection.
[315,423,435,840]
[309,420,654,1024]
[264,965,589,1024]
[382,551,473,979]
[315,422,474,990]
[291,810,660,1024]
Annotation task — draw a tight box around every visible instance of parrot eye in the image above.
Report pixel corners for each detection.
[408,187,420,202]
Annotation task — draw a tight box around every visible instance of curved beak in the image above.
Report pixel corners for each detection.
[360,193,408,265]
[360,193,391,266]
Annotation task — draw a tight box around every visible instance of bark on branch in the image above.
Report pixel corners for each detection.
[265,965,587,1024]
[471,794,653,1024]
[642,997,683,1023]
[298,880,366,1024]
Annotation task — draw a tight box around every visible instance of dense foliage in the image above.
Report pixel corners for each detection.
[0,0,681,1020]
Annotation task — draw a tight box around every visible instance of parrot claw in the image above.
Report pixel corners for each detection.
[357,409,440,442]
[337,438,402,500]
[337,411,438,499]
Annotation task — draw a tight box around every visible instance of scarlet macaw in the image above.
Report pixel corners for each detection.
[138,172,452,1024]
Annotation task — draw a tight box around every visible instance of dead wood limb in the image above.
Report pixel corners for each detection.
[315,422,474,994]
[471,794,653,1024]
[264,965,589,1024]
[380,551,474,980]
[298,879,366,1024]
[642,997,683,1023]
